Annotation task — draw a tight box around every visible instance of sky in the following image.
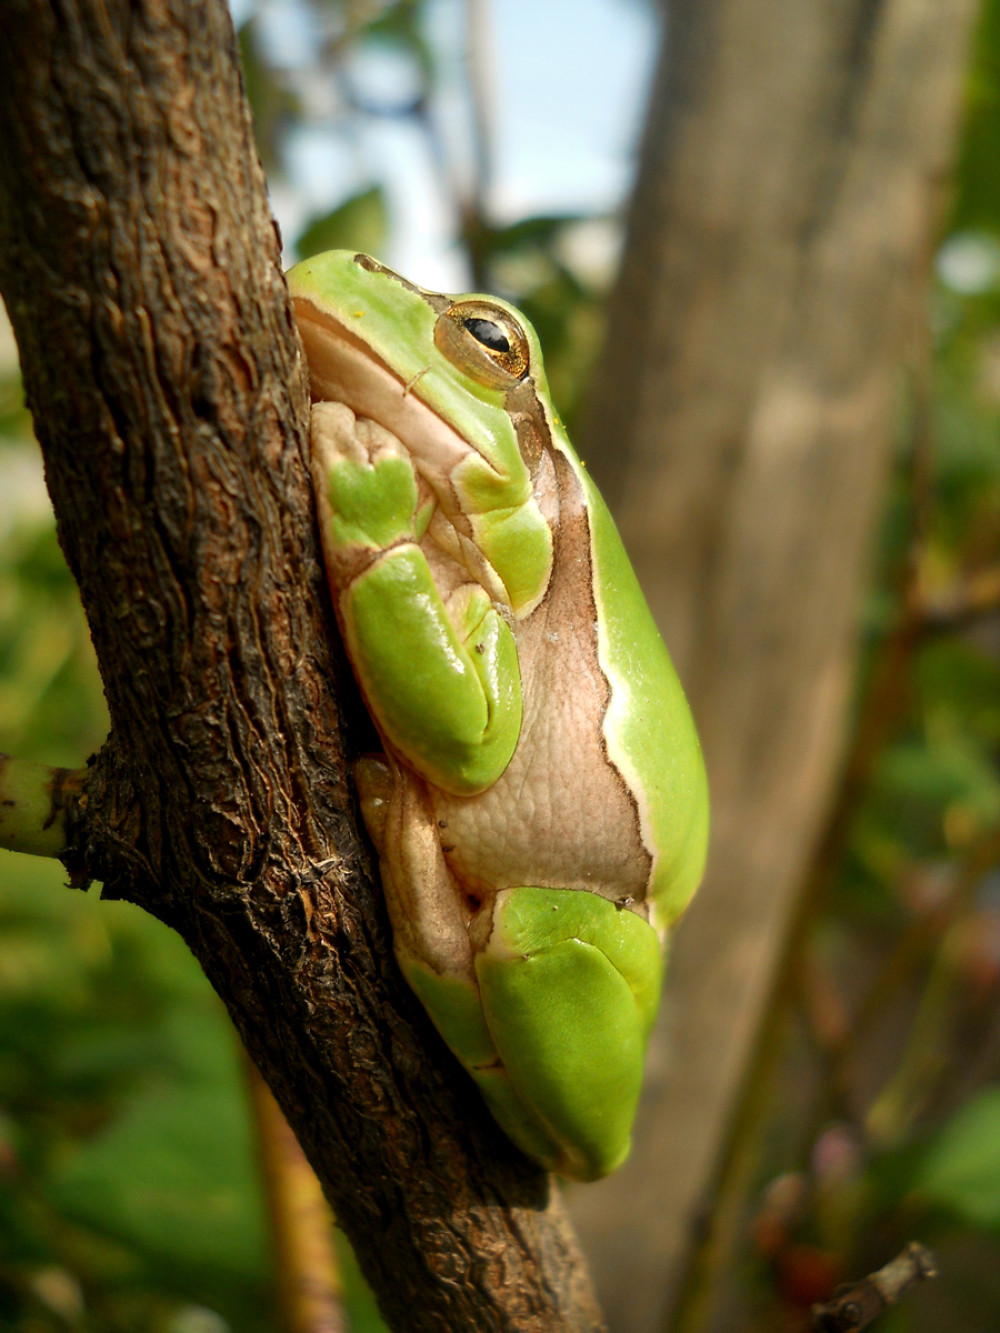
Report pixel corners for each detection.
[237,0,660,289]
[0,0,658,535]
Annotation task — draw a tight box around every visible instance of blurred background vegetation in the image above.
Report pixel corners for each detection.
[1,0,1000,1329]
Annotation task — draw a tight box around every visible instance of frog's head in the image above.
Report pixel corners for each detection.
[288,250,555,616]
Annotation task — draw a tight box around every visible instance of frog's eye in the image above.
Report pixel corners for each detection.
[434,300,531,388]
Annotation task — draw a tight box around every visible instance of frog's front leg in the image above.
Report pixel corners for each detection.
[311,401,522,796]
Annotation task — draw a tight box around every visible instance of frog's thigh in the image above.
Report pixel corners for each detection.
[343,546,521,795]
[474,886,664,1181]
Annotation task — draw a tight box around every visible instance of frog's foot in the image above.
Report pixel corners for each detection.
[388,875,665,1181]
[310,401,434,585]
[469,886,664,1180]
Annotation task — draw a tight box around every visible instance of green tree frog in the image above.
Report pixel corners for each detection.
[288,251,708,1181]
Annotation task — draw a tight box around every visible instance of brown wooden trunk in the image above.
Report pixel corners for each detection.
[567,1,978,1328]
[0,2,604,1328]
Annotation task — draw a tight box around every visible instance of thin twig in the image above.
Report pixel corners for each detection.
[865,823,1000,1147]
[920,562,1000,631]
[810,1242,937,1332]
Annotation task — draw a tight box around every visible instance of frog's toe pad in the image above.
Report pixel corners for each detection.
[473,885,663,1180]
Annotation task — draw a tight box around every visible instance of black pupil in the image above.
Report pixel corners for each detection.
[464,317,510,354]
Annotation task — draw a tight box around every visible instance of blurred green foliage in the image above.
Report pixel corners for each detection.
[916,1086,1000,1229]
[952,0,1000,233]
[0,853,272,1331]
[2,0,1000,1330]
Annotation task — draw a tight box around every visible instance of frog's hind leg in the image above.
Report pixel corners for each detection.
[358,757,552,1155]
[358,761,661,1179]
[355,755,475,984]
[356,755,504,1064]
[472,885,664,1181]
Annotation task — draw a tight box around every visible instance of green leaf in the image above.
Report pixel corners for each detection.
[294,187,388,261]
[915,1086,1000,1228]
[46,1076,267,1281]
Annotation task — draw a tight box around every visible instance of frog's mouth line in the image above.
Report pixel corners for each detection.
[292,296,500,491]
[295,298,520,615]
[292,299,412,412]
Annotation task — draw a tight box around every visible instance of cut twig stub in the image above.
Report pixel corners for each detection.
[810,1243,937,1332]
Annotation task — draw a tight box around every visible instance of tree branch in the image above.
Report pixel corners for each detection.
[0,754,84,856]
[810,1243,938,1333]
[568,1,978,1325]
[0,2,602,1328]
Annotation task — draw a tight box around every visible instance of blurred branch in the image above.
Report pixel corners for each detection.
[666,411,946,1330]
[578,2,978,1313]
[866,823,1000,1147]
[810,1242,937,1333]
[920,563,1000,631]
[246,1057,347,1333]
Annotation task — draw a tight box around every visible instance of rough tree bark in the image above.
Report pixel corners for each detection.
[566,1,979,1330]
[0,3,603,1329]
